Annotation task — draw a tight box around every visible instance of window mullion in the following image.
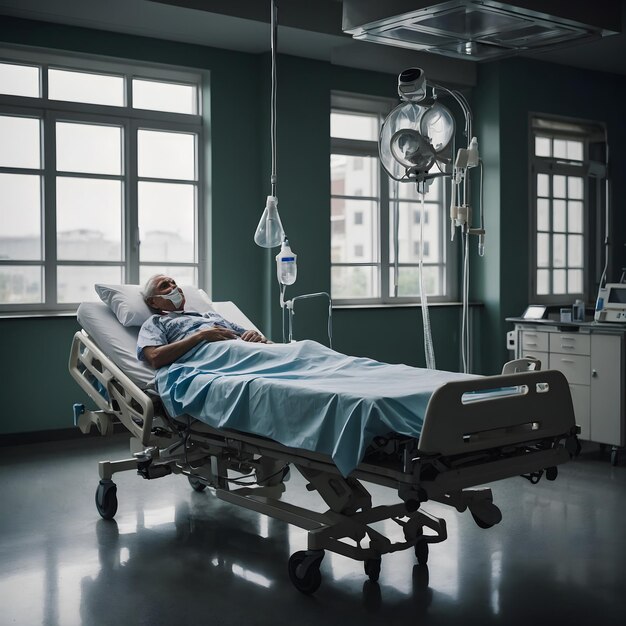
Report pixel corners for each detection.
[43,110,57,307]
[380,163,390,303]
[127,119,139,284]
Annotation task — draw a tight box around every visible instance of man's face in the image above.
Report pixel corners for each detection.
[148,275,186,311]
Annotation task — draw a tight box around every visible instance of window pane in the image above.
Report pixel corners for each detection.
[56,122,122,175]
[138,130,195,180]
[390,201,440,263]
[0,63,40,98]
[568,235,583,267]
[537,173,549,196]
[568,176,583,199]
[330,199,378,263]
[568,269,583,293]
[553,139,567,159]
[331,266,378,299]
[0,266,42,303]
[139,182,195,262]
[537,269,550,295]
[330,154,378,197]
[568,201,583,233]
[133,79,197,114]
[553,234,566,267]
[389,266,442,298]
[567,140,583,161]
[49,69,124,107]
[537,233,549,267]
[535,136,551,157]
[0,173,41,260]
[553,175,566,198]
[537,198,549,231]
[0,115,41,169]
[553,199,566,232]
[553,269,566,294]
[331,111,378,141]
[139,265,196,288]
[57,266,122,303]
[56,178,122,261]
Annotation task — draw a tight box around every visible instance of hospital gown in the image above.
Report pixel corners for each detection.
[137,311,247,362]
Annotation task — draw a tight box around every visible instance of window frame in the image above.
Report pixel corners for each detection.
[0,47,205,314]
[331,92,454,306]
[528,114,606,305]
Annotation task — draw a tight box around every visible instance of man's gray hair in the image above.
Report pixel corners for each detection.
[142,274,164,312]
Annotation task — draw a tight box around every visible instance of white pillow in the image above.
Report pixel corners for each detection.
[95,283,215,327]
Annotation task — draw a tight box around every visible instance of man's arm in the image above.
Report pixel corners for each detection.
[143,326,238,368]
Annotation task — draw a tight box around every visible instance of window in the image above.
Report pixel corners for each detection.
[330,94,449,304]
[530,116,607,303]
[0,50,203,312]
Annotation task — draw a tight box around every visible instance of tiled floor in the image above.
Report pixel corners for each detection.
[0,435,624,626]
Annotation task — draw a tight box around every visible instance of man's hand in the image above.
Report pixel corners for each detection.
[240,330,268,343]
[197,326,238,342]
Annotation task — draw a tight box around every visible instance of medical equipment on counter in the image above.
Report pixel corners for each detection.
[380,67,485,373]
[595,283,626,322]
[69,299,578,594]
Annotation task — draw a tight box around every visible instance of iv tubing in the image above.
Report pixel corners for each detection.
[419,193,436,370]
[461,230,470,373]
[270,0,278,196]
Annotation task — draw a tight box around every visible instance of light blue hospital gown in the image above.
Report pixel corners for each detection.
[137,311,247,362]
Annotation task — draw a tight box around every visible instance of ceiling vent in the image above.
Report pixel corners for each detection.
[342,0,622,61]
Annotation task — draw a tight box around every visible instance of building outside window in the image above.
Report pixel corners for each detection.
[0,49,204,313]
[530,116,607,303]
[330,93,449,304]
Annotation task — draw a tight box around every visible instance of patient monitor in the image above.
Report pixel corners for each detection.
[594,283,626,322]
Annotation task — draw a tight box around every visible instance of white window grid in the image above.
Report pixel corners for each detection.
[0,48,204,313]
[330,93,452,306]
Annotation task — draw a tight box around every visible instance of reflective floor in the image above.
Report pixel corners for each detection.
[0,435,624,626]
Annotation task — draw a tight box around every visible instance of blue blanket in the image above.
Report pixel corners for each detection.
[156,340,474,476]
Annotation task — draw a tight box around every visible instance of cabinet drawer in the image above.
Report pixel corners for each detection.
[549,332,590,355]
[549,354,590,385]
[518,351,548,371]
[520,331,549,352]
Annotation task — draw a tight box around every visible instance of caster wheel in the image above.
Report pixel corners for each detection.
[415,539,429,565]
[364,558,381,582]
[188,475,207,492]
[546,466,558,481]
[288,550,323,594]
[95,480,118,520]
[610,449,619,467]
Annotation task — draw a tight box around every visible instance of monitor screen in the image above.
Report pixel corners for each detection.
[608,287,626,304]
[523,305,546,319]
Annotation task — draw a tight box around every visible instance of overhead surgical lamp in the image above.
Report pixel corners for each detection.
[379,67,485,373]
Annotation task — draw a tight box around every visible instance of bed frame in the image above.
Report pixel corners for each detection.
[69,329,579,594]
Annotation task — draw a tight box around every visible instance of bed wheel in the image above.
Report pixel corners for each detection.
[95,479,118,520]
[471,511,495,529]
[188,475,207,492]
[414,539,429,565]
[288,550,324,594]
[364,558,381,582]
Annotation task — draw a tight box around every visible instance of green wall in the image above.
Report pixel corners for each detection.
[473,58,626,374]
[11,17,625,434]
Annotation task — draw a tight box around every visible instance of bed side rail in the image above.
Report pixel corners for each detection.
[68,330,155,445]
[419,369,576,456]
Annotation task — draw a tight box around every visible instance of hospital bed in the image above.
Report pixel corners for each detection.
[69,298,579,594]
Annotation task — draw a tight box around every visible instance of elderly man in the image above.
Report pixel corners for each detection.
[137,274,269,368]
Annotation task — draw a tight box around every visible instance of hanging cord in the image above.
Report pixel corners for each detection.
[598,128,610,289]
[270,0,278,197]
[393,182,400,297]
[419,192,436,369]
[461,230,470,373]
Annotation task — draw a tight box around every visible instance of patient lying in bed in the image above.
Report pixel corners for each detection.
[135,275,477,476]
[137,274,270,368]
